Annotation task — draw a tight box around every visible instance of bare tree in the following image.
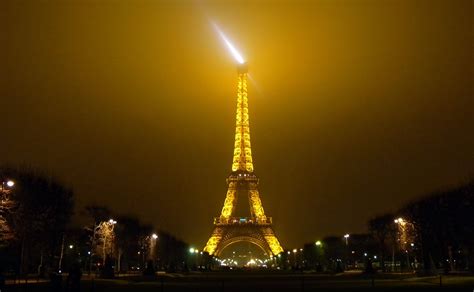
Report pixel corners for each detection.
[0,166,74,274]
[0,180,15,245]
[94,220,117,265]
[368,213,397,272]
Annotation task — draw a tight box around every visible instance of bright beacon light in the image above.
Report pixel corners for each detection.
[212,22,245,64]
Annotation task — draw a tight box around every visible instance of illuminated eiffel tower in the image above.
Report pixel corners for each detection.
[203,63,284,256]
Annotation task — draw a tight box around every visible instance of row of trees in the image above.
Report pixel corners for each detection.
[0,166,190,277]
[0,166,74,275]
[373,179,474,273]
[301,179,474,274]
[3,165,471,275]
[77,206,189,276]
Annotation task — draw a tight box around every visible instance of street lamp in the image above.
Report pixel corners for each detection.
[1,179,15,192]
[343,234,350,268]
[394,217,416,272]
[315,241,321,246]
[292,249,298,266]
[1,179,15,246]
[148,233,159,267]
[101,219,117,265]
[394,217,405,225]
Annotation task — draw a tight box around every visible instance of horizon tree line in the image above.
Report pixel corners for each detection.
[1,165,472,274]
[302,179,474,274]
[0,165,190,276]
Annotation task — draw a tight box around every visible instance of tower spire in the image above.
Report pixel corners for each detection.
[232,62,254,173]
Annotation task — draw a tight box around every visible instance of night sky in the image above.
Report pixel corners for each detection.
[1,0,473,249]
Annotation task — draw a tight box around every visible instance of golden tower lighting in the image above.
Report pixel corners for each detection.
[203,27,283,256]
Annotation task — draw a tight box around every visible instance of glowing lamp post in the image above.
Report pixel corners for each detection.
[394,217,416,271]
[1,179,15,192]
[0,179,15,247]
[102,219,117,265]
[149,233,158,264]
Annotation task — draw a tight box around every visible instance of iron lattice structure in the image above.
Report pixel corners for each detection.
[203,63,284,256]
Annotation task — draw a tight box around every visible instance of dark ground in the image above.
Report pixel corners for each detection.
[4,271,474,292]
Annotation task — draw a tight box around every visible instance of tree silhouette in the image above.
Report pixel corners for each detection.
[0,179,15,245]
[0,165,74,274]
[401,180,474,272]
[368,213,397,272]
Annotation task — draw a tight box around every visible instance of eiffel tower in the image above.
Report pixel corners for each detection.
[203,63,284,256]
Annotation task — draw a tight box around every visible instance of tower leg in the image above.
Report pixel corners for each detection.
[203,226,223,255]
